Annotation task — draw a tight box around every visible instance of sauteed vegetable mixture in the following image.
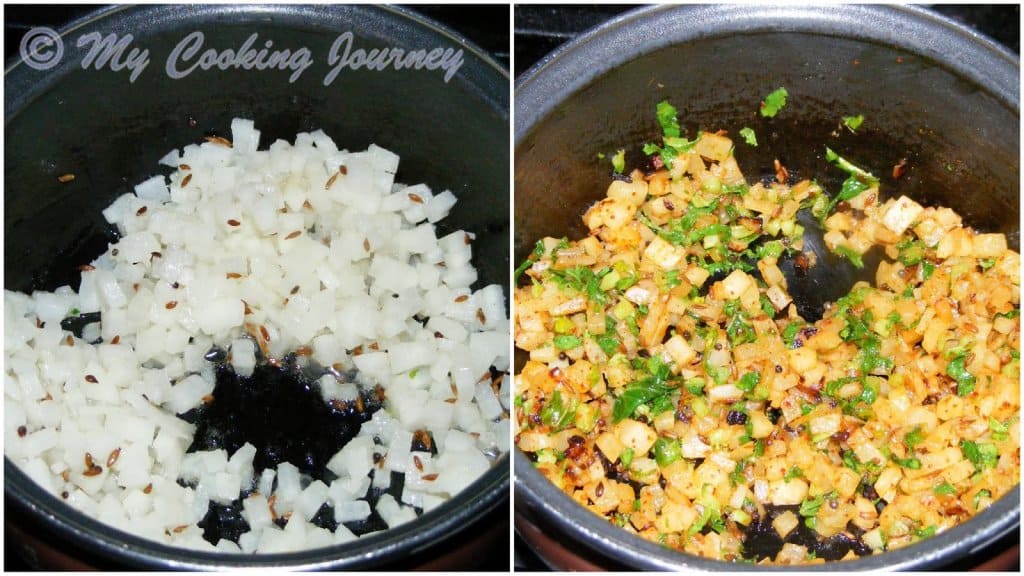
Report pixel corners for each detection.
[513,101,1019,564]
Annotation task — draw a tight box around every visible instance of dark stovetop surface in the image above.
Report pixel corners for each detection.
[512,3,1019,572]
[4,4,508,572]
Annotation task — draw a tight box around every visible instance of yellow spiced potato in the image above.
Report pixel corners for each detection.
[513,101,1019,565]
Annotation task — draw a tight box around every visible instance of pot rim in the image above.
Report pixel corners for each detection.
[515,3,1019,145]
[5,3,509,570]
[514,3,1019,571]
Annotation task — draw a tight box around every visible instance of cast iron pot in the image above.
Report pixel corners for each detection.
[6,4,509,570]
[515,4,1018,571]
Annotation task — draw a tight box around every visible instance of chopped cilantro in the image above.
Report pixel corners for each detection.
[946,352,976,397]
[736,371,761,393]
[892,455,921,470]
[760,87,789,118]
[974,489,992,510]
[653,437,682,467]
[915,525,936,539]
[842,114,864,132]
[656,100,681,137]
[553,335,582,350]
[612,149,626,174]
[833,245,865,268]
[597,334,621,357]
[933,482,957,496]
[540,390,577,431]
[989,417,1010,442]
[960,439,998,471]
[739,127,758,146]
[620,447,634,467]
[903,426,924,449]
[784,465,804,482]
[799,492,828,517]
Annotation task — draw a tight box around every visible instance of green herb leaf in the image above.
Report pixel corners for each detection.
[833,245,865,269]
[540,390,577,431]
[799,493,825,517]
[960,439,998,471]
[736,371,761,393]
[553,335,582,350]
[933,482,957,496]
[974,489,992,510]
[915,525,936,539]
[946,353,976,397]
[892,455,922,470]
[739,127,758,146]
[612,149,626,174]
[842,114,864,132]
[656,100,681,138]
[784,466,804,482]
[620,447,634,468]
[904,427,924,449]
[597,334,621,357]
[824,147,880,187]
[760,87,789,118]
[653,437,682,467]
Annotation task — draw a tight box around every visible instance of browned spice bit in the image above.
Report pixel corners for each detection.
[372,452,384,465]
[368,342,380,351]
[331,362,345,372]
[226,272,242,279]
[444,398,457,404]
[267,494,278,519]
[227,218,241,227]
[201,394,215,404]
[58,173,76,183]
[205,135,233,148]
[278,207,289,214]
[165,301,178,310]
[85,453,96,468]
[35,317,44,328]
[65,334,74,346]
[181,173,193,187]
[793,252,810,277]
[42,392,53,401]
[172,524,189,533]
[85,374,98,383]
[476,308,487,324]
[295,346,313,357]
[414,429,433,451]
[355,395,365,413]
[454,294,469,303]
[111,248,119,256]
[133,283,140,292]
[302,200,313,210]
[413,455,424,471]
[150,251,162,260]
[61,491,69,499]
[330,399,347,411]
[339,165,348,175]
[61,470,70,482]
[136,205,148,216]
[363,238,371,252]
[422,473,439,481]
[107,447,121,468]
[187,115,198,128]
[179,164,191,171]
[892,157,908,180]
[449,382,459,398]
[111,335,121,345]
[596,482,605,497]
[464,233,471,245]
[326,172,340,190]
[352,345,364,356]
[242,300,253,315]
[774,159,790,183]
[433,331,444,339]
[290,285,300,295]
[408,193,424,204]
[78,264,96,271]
[17,425,27,437]
[259,324,270,342]
[285,230,302,239]
[374,384,386,402]
[143,483,153,494]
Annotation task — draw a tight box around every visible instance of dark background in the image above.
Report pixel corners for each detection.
[4,4,508,572]
[511,3,1019,572]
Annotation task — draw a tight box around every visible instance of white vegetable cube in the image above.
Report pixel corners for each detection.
[882,196,924,236]
[643,236,683,269]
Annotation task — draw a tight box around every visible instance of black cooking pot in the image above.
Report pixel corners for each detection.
[515,4,1018,571]
[6,4,509,570]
